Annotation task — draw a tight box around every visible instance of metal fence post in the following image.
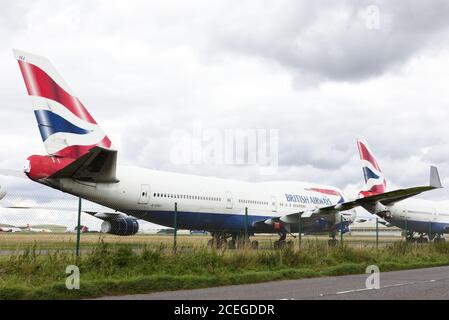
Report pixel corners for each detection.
[76,197,82,257]
[340,214,343,245]
[376,217,379,249]
[244,207,248,241]
[298,212,302,250]
[429,220,432,244]
[404,216,408,241]
[174,202,178,253]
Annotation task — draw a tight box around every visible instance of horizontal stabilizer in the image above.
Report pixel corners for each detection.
[50,146,118,183]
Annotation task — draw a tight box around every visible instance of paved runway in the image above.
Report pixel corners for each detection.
[101,265,449,300]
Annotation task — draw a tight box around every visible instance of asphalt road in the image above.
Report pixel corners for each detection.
[100,265,449,300]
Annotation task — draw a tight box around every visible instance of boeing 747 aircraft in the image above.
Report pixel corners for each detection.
[9,49,442,248]
[356,139,448,243]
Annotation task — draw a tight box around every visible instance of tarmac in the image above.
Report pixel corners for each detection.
[99,265,449,300]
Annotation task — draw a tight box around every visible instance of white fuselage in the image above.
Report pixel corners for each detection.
[44,165,351,234]
[380,199,449,235]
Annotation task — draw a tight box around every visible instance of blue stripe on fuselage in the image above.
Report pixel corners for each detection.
[392,219,449,234]
[129,210,335,234]
[34,110,91,141]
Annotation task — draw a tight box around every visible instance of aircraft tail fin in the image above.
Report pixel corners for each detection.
[13,49,113,159]
[357,138,387,197]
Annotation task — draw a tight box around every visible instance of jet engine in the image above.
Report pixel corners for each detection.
[100,218,139,236]
[0,184,6,200]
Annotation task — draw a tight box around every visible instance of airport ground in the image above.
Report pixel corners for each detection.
[1,233,449,299]
[0,232,405,252]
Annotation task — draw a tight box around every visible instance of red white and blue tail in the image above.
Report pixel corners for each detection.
[13,49,112,159]
[357,139,386,197]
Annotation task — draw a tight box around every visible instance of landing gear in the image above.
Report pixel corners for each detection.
[207,232,228,249]
[207,232,258,250]
[251,240,259,250]
[406,230,416,243]
[406,231,438,244]
[328,231,338,247]
[273,233,293,249]
[434,234,446,243]
[416,236,428,244]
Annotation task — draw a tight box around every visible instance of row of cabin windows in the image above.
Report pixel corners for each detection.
[153,193,221,202]
[238,199,269,206]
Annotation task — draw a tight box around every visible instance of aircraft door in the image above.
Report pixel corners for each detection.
[225,191,233,209]
[271,195,277,212]
[138,184,150,204]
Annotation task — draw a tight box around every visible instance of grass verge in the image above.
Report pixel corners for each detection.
[1,240,449,299]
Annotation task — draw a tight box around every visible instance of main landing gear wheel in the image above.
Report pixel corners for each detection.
[416,236,428,244]
[434,236,446,243]
[227,239,236,249]
[273,233,292,249]
[207,233,228,249]
[251,240,259,250]
[328,231,338,247]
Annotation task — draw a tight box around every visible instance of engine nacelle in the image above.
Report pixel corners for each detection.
[0,184,6,200]
[100,218,139,236]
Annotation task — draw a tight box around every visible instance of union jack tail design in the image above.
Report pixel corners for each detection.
[13,49,112,159]
[357,139,386,197]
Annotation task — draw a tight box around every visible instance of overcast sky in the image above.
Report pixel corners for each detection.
[1,0,449,229]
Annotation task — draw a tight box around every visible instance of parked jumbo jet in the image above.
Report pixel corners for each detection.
[9,49,442,248]
[356,139,448,243]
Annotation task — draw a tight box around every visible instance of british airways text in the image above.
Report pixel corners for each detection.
[285,194,332,206]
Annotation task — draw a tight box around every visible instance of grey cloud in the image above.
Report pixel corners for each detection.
[210,0,449,82]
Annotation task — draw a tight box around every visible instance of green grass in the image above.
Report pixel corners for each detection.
[2,240,449,299]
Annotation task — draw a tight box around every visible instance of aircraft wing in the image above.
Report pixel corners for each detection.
[254,166,442,227]
[84,211,129,221]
